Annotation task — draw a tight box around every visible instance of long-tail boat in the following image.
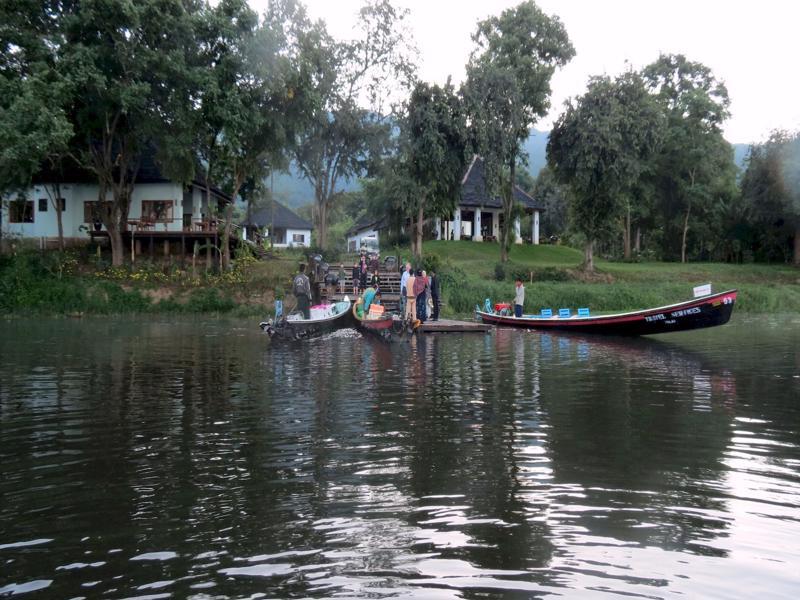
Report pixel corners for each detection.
[475,289,737,336]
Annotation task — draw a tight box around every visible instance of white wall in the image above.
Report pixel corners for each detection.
[2,182,186,239]
[272,228,311,248]
[346,228,379,252]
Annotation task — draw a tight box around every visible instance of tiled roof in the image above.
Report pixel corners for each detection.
[459,156,545,211]
[345,214,388,237]
[242,201,313,230]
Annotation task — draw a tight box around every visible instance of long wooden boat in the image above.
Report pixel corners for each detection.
[476,289,737,336]
[351,300,416,342]
[260,299,352,341]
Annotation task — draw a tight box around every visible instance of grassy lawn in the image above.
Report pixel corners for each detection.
[414,241,800,316]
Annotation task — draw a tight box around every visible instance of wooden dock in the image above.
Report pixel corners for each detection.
[419,319,490,334]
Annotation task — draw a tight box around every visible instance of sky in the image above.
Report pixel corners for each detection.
[251,0,800,145]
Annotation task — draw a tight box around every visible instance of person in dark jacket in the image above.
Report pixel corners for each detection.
[430,270,441,321]
[414,269,428,323]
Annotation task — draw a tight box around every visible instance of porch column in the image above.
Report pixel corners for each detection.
[472,209,482,241]
[514,217,522,244]
[434,217,441,240]
[532,210,540,245]
[453,207,462,240]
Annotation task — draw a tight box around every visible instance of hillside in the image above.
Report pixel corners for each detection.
[271,132,752,207]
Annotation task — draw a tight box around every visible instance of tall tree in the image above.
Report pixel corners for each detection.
[547,72,663,271]
[740,130,800,264]
[403,80,468,258]
[60,0,199,266]
[0,0,74,250]
[463,0,573,262]
[642,54,735,263]
[293,0,417,250]
[209,0,319,269]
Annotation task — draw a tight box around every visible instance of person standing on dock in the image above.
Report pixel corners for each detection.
[293,263,312,319]
[405,269,417,322]
[430,270,440,321]
[352,261,360,297]
[514,278,525,318]
[400,262,411,315]
[338,264,346,295]
[415,269,427,323]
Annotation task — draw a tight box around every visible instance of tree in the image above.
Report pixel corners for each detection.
[403,80,468,258]
[0,0,74,250]
[740,130,800,264]
[463,0,574,262]
[293,0,417,250]
[210,0,319,270]
[547,72,663,271]
[642,54,735,263]
[531,166,568,240]
[59,0,199,266]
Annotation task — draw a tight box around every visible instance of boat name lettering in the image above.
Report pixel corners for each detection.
[644,313,666,322]
[670,307,701,318]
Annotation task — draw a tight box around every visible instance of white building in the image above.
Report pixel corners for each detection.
[436,156,544,244]
[241,201,312,248]
[343,155,545,250]
[1,153,231,246]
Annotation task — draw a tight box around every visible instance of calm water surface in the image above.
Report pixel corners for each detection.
[1,314,799,599]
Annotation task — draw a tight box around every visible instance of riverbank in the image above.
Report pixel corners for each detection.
[422,241,800,316]
[1,244,798,317]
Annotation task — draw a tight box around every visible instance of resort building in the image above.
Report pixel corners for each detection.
[345,155,544,249]
[0,153,231,250]
[241,202,313,248]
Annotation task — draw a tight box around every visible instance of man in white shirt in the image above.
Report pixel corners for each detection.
[399,262,411,315]
[514,278,525,318]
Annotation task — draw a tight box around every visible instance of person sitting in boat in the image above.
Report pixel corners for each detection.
[514,278,525,318]
[363,286,377,314]
[293,263,312,319]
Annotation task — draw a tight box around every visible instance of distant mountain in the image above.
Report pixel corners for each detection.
[270,133,753,208]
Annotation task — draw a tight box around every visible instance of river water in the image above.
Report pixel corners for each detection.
[1,315,799,599]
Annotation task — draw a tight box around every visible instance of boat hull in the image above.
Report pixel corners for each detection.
[260,301,353,341]
[352,303,413,342]
[476,290,737,336]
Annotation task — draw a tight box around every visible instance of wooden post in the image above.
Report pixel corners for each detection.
[192,240,198,279]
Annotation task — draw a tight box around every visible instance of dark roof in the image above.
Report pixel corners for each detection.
[32,147,232,202]
[345,214,388,237]
[242,201,313,230]
[459,156,545,211]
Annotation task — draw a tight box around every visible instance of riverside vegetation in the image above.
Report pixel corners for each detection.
[2,241,798,318]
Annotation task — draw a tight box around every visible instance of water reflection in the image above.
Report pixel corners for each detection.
[0,316,798,598]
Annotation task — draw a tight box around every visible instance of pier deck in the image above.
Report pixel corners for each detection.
[419,319,490,334]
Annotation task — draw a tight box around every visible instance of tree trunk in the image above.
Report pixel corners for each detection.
[681,200,691,264]
[221,202,234,270]
[584,239,594,272]
[415,201,424,259]
[205,175,213,271]
[47,183,65,252]
[318,201,328,250]
[623,203,631,260]
[109,227,124,267]
[794,222,800,266]
[635,226,641,254]
[500,162,515,263]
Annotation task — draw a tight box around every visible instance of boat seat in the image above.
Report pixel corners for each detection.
[578,307,590,317]
[540,308,553,318]
[558,308,571,318]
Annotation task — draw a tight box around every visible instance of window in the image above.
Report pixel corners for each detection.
[84,201,112,223]
[9,200,34,223]
[292,233,305,243]
[38,198,65,212]
[141,200,174,223]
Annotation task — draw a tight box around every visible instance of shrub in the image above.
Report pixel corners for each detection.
[494,262,506,281]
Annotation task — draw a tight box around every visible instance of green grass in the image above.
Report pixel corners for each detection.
[417,241,800,317]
